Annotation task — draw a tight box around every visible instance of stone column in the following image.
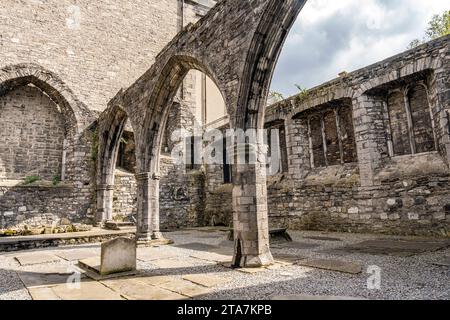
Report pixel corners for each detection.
[135,172,165,244]
[231,142,274,268]
[150,174,164,240]
[353,95,387,187]
[96,184,114,225]
[135,172,153,243]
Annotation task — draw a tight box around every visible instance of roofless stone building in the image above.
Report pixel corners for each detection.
[0,0,449,266]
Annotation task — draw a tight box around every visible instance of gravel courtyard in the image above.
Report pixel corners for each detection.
[0,228,449,300]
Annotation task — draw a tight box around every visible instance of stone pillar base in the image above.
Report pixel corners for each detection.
[152,231,164,240]
[233,252,274,268]
[136,237,174,248]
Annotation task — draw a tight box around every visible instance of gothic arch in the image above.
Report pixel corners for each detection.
[112,0,308,267]
[0,63,92,134]
[96,103,130,224]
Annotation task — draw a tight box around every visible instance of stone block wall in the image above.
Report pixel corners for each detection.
[0,126,96,229]
[263,36,450,237]
[0,85,66,181]
[159,156,206,230]
[112,170,137,221]
[0,0,179,112]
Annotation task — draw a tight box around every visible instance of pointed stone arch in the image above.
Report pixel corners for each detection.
[0,63,92,134]
[110,0,308,267]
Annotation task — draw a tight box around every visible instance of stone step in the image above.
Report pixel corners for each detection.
[104,221,135,231]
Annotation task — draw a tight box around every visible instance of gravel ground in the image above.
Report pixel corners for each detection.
[0,229,449,300]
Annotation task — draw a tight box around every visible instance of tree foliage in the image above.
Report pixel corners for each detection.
[408,10,450,49]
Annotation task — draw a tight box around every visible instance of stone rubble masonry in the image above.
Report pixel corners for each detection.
[1,0,449,245]
[0,0,179,112]
[263,35,450,237]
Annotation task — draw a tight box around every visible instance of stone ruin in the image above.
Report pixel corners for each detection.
[0,0,449,268]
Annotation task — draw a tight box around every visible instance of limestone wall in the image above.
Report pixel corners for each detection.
[0,85,65,180]
[0,0,179,112]
[263,36,450,236]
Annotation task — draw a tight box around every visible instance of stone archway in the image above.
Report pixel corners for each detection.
[0,63,93,182]
[105,0,307,267]
[96,104,130,225]
[0,63,92,134]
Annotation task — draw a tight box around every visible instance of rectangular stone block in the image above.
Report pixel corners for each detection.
[100,237,136,275]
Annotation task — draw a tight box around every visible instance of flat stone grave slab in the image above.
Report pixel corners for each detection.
[101,278,185,300]
[237,267,269,274]
[134,275,176,286]
[303,236,342,242]
[432,257,450,267]
[137,250,177,262]
[333,239,450,257]
[160,278,211,298]
[296,258,362,274]
[28,287,61,300]
[15,253,61,266]
[151,257,202,269]
[271,241,320,250]
[18,267,82,288]
[56,249,98,261]
[174,242,221,251]
[271,295,365,300]
[50,280,124,300]
[272,253,305,263]
[189,251,232,263]
[266,260,294,270]
[182,274,229,288]
[78,257,137,281]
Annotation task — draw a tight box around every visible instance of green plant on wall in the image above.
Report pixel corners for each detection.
[294,83,309,100]
[23,175,41,185]
[52,175,61,186]
[269,90,285,101]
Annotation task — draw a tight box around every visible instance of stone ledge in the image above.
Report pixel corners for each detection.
[0,227,136,252]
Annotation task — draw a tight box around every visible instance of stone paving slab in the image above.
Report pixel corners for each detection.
[134,275,176,286]
[78,257,137,281]
[151,258,206,269]
[51,280,124,300]
[101,278,185,300]
[303,236,342,242]
[334,239,450,257]
[266,260,293,270]
[55,250,98,261]
[28,287,61,300]
[272,253,305,263]
[137,250,178,262]
[174,242,222,252]
[272,241,320,250]
[182,274,229,288]
[189,251,232,263]
[15,253,61,266]
[160,279,211,298]
[296,258,362,274]
[237,267,268,274]
[18,268,81,289]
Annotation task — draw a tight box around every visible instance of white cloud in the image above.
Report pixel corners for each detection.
[271,0,449,96]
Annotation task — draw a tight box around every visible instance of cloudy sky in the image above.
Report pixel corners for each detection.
[271,0,449,97]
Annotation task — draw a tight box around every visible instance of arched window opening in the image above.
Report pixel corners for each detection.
[301,99,357,169]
